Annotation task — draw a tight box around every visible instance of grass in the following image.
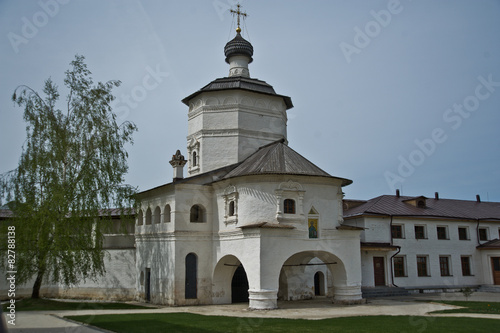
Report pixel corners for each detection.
[430,300,500,315]
[67,313,498,333]
[2,298,153,312]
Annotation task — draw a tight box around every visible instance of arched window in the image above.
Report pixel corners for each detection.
[190,205,205,223]
[137,210,144,226]
[145,208,152,225]
[153,206,161,224]
[284,199,296,214]
[164,204,171,222]
[192,151,197,167]
[185,253,197,299]
[228,201,235,216]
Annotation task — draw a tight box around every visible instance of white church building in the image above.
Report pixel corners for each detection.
[2,10,500,309]
[134,23,364,309]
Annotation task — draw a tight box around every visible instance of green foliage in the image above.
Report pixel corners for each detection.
[66,313,498,333]
[2,298,152,312]
[0,55,137,297]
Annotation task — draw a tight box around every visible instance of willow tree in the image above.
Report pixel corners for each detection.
[0,55,137,298]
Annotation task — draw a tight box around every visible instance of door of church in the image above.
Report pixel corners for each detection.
[231,265,249,303]
[145,268,151,302]
[373,257,385,286]
[492,257,500,285]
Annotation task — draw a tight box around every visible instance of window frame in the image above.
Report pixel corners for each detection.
[458,227,469,241]
[461,256,473,276]
[478,228,489,241]
[416,255,430,277]
[391,225,404,239]
[393,256,407,277]
[439,255,452,276]
[437,226,448,240]
[414,225,427,240]
[284,198,296,214]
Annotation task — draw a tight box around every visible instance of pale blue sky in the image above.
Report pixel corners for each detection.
[1,0,499,201]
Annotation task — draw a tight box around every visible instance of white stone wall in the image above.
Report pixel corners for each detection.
[0,249,136,300]
[186,90,288,175]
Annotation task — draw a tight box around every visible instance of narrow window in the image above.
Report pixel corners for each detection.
[437,226,448,240]
[394,256,406,277]
[415,225,426,239]
[192,151,197,167]
[228,201,235,216]
[284,199,296,214]
[458,227,468,240]
[479,228,488,241]
[391,225,403,239]
[145,208,152,225]
[185,253,197,299]
[164,204,171,222]
[439,256,451,276]
[461,256,472,276]
[417,256,429,277]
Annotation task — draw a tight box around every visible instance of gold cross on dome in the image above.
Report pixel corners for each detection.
[230,3,247,33]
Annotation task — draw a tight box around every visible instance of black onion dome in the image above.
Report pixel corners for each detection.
[224,32,253,64]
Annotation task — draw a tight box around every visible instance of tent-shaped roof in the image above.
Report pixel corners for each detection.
[181,76,293,109]
[222,140,352,186]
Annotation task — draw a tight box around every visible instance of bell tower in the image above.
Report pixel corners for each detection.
[181,4,293,176]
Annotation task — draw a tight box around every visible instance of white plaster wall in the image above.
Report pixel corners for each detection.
[214,175,345,232]
[1,249,136,300]
[358,216,500,289]
[186,90,288,174]
[360,251,390,287]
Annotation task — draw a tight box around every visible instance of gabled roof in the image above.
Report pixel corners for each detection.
[477,239,500,249]
[181,76,293,109]
[344,195,500,221]
[222,140,352,186]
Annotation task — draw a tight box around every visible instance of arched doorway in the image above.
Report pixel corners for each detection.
[314,271,325,296]
[231,265,249,303]
[278,251,347,301]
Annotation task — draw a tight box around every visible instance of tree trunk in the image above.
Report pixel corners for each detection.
[31,269,45,299]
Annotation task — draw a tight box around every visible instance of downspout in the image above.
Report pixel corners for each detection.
[476,218,480,246]
[389,215,400,287]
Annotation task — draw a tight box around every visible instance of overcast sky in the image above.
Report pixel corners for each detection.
[1,0,499,202]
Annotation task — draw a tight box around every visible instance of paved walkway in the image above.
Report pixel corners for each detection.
[4,292,500,332]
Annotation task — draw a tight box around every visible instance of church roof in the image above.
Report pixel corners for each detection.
[222,140,352,186]
[224,32,253,64]
[344,195,500,221]
[181,76,293,109]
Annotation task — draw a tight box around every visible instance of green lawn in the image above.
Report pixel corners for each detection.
[431,300,500,315]
[67,313,498,333]
[2,298,153,312]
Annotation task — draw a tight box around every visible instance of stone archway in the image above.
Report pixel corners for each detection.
[212,255,249,305]
[278,251,361,304]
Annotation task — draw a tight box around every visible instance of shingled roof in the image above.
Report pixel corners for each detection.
[344,195,500,221]
[222,140,352,186]
[181,76,293,109]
